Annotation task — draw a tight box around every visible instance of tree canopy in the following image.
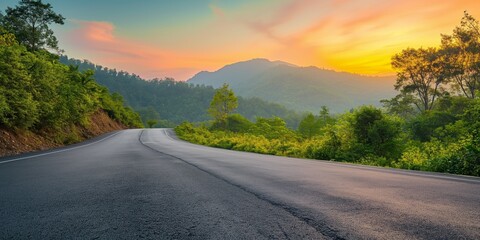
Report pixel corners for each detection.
[389,11,480,113]
[1,0,65,51]
[391,47,445,112]
[440,11,480,98]
[208,83,238,129]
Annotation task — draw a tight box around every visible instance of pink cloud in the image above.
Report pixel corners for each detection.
[80,21,115,42]
[67,20,199,80]
[245,0,318,44]
[209,4,225,18]
[62,0,480,80]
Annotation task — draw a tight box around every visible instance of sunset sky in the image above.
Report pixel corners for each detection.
[1,0,479,80]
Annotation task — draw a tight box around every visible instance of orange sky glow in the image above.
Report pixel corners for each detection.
[53,0,480,80]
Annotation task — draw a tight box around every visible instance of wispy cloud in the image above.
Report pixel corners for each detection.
[245,0,317,45]
[209,4,225,18]
[239,0,480,74]
[61,0,480,79]
[67,20,201,80]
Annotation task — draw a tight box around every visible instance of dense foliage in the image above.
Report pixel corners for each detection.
[0,0,142,148]
[0,31,142,133]
[176,12,480,177]
[176,99,479,176]
[59,56,303,128]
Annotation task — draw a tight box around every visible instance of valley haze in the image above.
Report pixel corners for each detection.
[188,58,397,113]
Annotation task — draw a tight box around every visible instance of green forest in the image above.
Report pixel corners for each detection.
[0,0,142,144]
[59,56,303,128]
[176,12,480,177]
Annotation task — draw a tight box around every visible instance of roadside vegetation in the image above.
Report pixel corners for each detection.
[176,12,480,177]
[0,0,142,153]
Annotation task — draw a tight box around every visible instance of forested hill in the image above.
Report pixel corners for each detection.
[188,58,397,113]
[59,56,303,128]
[0,34,143,156]
[0,0,145,157]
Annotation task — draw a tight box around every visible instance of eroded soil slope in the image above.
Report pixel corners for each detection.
[0,109,127,157]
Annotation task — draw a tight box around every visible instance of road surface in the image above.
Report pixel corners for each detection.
[1,129,479,239]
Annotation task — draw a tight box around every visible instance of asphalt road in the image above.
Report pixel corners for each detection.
[1,129,479,239]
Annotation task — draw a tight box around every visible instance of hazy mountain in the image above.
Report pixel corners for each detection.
[188,58,397,113]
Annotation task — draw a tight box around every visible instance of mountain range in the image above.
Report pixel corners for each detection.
[188,59,397,113]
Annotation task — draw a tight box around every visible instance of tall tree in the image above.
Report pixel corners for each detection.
[441,11,480,98]
[2,0,64,51]
[318,105,335,126]
[208,83,238,129]
[392,47,446,112]
[319,106,329,123]
[298,113,318,138]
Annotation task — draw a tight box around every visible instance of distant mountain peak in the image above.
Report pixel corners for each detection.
[272,60,297,67]
[223,58,295,68]
[187,59,396,113]
[246,58,271,62]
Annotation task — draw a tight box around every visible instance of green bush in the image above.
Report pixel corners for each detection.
[175,102,480,176]
[229,114,253,132]
[359,155,389,167]
[348,106,405,162]
[408,111,457,142]
[395,145,428,170]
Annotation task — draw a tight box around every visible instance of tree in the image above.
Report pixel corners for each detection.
[147,120,157,128]
[351,106,403,159]
[392,47,446,112]
[381,91,416,119]
[1,0,65,51]
[208,83,238,129]
[319,106,329,122]
[352,106,384,145]
[298,113,318,138]
[317,105,335,127]
[441,11,480,98]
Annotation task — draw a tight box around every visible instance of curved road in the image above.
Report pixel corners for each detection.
[1,129,479,239]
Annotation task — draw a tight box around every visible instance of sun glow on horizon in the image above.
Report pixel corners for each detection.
[23,0,480,80]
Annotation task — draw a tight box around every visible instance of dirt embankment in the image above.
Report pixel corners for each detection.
[0,109,127,157]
